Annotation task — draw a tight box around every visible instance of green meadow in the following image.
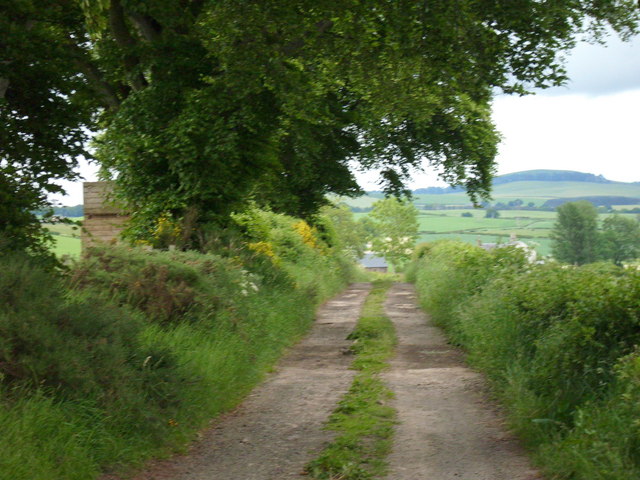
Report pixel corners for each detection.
[346,177,640,258]
[45,221,82,258]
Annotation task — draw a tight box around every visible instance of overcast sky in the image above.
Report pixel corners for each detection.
[362,31,640,190]
[53,31,640,205]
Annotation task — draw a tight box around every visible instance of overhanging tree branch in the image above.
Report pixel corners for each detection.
[108,0,147,91]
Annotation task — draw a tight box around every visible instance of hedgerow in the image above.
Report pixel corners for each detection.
[411,240,640,479]
[0,206,360,480]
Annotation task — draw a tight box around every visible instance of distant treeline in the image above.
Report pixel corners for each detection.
[35,205,84,218]
[348,196,640,214]
[410,169,632,195]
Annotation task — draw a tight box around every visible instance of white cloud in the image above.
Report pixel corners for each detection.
[537,34,640,96]
[492,90,640,182]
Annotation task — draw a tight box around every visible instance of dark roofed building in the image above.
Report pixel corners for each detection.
[360,253,388,273]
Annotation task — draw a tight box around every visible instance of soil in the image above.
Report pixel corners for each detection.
[111,283,371,480]
[107,281,544,480]
[383,283,542,480]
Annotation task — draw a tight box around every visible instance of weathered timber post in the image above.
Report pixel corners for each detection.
[81,182,130,251]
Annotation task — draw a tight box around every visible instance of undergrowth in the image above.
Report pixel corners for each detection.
[305,279,397,480]
[410,240,640,480]
[0,207,362,480]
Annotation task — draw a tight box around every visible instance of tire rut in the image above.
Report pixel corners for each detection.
[382,282,543,480]
[117,283,371,480]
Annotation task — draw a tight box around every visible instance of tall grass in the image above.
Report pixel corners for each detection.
[410,241,640,479]
[0,208,359,479]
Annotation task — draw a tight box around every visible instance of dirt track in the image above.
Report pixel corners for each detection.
[113,282,542,480]
[117,283,371,480]
[383,283,542,480]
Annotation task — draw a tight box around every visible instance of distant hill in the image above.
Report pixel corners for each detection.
[346,169,640,210]
[412,169,627,195]
[492,170,615,185]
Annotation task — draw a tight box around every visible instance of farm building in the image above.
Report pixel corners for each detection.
[359,253,388,273]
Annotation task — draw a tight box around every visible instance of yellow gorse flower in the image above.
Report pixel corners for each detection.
[248,241,281,264]
[293,220,319,249]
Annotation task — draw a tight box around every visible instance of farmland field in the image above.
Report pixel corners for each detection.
[45,221,82,257]
[51,235,82,257]
[414,211,554,256]
[344,175,640,259]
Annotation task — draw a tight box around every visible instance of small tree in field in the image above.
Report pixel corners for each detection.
[369,197,419,271]
[601,214,640,266]
[551,201,599,265]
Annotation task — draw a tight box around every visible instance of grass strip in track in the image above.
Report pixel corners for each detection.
[305,280,397,480]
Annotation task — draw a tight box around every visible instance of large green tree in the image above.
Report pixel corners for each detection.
[0,0,96,256]
[3,1,640,249]
[551,201,600,265]
[80,0,639,237]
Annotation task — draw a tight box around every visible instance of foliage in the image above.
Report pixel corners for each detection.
[0,204,359,479]
[368,197,419,271]
[4,2,640,248]
[306,280,396,480]
[0,0,95,256]
[551,200,600,265]
[601,214,640,265]
[70,246,234,324]
[410,240,640,480]
[0,176,54,262]
[484,207,500,218]
[27,0,635,237]
[316,204,368,260]
[0,253,190,467]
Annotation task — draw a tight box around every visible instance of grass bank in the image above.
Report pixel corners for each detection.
[408,240,640,479]
[306,280,397,480]
[0,208,361,480]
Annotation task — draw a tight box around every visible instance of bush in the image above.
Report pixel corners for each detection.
[0,254,139,399]
[0,205,358,479]
[410,241,640,479]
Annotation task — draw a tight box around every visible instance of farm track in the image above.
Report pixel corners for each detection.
[383,283,542,480]
[109,282,541,479]
[108,283,371,480]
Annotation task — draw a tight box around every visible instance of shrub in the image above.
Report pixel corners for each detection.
[410,241,640,479]
[69,246,244,324]
[0,254,187,415]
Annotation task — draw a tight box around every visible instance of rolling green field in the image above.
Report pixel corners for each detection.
[414,211,556,256]
[344,177,640,258]
[45,221,82,257]
[409,181,640,209]
[358,207,639,258]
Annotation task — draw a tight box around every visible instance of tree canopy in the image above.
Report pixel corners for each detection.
[369,197,419,270]
[0,1,97,255]
[551,200,600,265]
[2,1,640,247]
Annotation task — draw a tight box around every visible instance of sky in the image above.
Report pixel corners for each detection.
[52,30,640,205]
[359,31,640,190]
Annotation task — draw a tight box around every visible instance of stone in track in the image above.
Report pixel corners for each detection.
[383,283,542,480]
[119,283,371,480]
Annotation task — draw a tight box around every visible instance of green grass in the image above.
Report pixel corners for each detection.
[306,280,397,480]
[0,208,356,480]
[417,215,518,232]
[51,235,81,257]
[44,222,82,257]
